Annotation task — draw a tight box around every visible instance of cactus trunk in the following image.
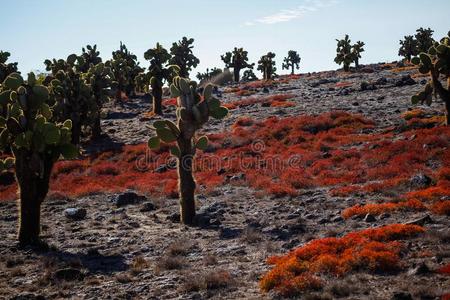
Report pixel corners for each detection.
[233,68,240,82]
[344,63,350,72]
[355,58,359,69]
[177,138,196,224]
[92,116,101,140]
[152,84,163,115]
[15,150,53,246]
[71,121,82,145]
[291,65,295,75]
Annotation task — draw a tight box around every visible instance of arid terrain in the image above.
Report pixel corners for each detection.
[0,63,449,300]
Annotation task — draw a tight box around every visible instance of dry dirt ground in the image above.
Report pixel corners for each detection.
[0,63,449,300]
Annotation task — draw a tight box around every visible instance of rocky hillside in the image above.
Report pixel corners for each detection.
[0,63,449,300]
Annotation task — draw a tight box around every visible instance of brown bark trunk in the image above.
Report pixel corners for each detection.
[291,65,294,75]
[177,138,196,225]
[91,115,101,140]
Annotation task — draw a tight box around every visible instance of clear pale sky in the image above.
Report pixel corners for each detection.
[1,0,449,76]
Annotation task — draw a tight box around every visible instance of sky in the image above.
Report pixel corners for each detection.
[1,0,449,77]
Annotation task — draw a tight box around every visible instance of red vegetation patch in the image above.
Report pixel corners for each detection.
[162,97,177,107]
[335,81,353,88]
[224,93,296,110]
[260,224,425,297]
[438,263,450,276]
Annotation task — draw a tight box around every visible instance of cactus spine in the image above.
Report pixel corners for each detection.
[169,37,200,78]
[144,43,180,115]
[0,72,78,246]
[148,77,228,224]
[221,48,254,82]
[258,52,276,80]
[282,50,301,75]
[411,32,450,126]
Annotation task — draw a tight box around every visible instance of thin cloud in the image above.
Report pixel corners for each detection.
[245,0,338,26]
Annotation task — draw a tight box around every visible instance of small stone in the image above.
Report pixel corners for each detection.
[407,262,430,276]
[114,191,147,207]
[167,212,180,223]
[332,216,343,222]
[405,215,433,226]
[410,173,432,189]
[364,213,376,222]
[140,202,156,212]
[219,227,241,239]
[64,208,87,220]
[392,292,413,300]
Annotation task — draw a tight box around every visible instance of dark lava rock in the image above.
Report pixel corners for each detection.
[364,213,377,222]
[360,81,377,91]
[64,208,87,220]
[406,214,433,226]
[114,191,147,207]
[407,262,430,276]
[262,87,270,93]
[395,75,416,87]
[410,173,432,189]
[140,202,156,212]
[10,294,46,300]
[392,292,413,300]
[167,212,180,223]
[219,227,242,239]
[54,268,84,281]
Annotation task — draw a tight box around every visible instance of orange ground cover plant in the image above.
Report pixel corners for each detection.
[260,224,425,297]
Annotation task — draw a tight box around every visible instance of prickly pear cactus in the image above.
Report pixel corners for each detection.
[221,48,254,82]
[411,32,450,125]
[196,68,223,82]
[83,62,113,139]
[352,41,365,69]
[242,69,258,82]
[0,72,78,245]
[144,43,180,115]
[399,36,419,62]
[148,77,228,224]
[0,51,18,84]
[415,27,435,54]
[258,52,276,80]
[335,35,355,72]
[282,50,301,75]
[77,44,102,73]
[169,37,200,78]
[44,54,95,145]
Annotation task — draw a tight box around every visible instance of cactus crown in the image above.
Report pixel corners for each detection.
[221,48,254,69]
[144,43,180,87]
[415,27,435,54]
[352,41,365,58]
[0,51,19,83]
[258,52,277,79]
[0,72,78,172]
[169,37,200,78]
[148,77,228,154]
[282,50,301,71]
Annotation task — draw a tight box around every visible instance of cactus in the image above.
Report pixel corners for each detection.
[144,43,180,115]
[0,51,19,85]
[169,37,200,78]
[242,69,258,82]
[352,41,365,69]
[44,55,94,144]
[148,77,228,224]
[0,72,78,246]
[110,42,144,98]
[134,72,150,94]
[77,44,102,73]
[282,50,301,75]
[335,35,354,72]
[258,52,276,80]
[399,35,419,62]
[411,32,450,126]
[82,63,113,139]
[415,27,435,54]
[196,68,223,82]
[221,48,254,82]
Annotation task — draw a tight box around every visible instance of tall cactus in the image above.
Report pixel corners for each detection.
[169,37,200,78]
[105,57,130,102]
[0,72,78,246]
[0,51,19,85]
[242,69,258,82]
[144,43,180,115]
[221,48,254,82]
[83,63,113,139]
[77,44,102,73]
[415,27,435,54]
[148,77,228,224]
[111,42,143,97]
[44,55,94,145]
[352,41,365,69]
[411,32,450,126]
[335,35,354,72]
[282,50,301,75]
[399,36,419,62]
[258,52,276,80]
[196,68,223,82]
